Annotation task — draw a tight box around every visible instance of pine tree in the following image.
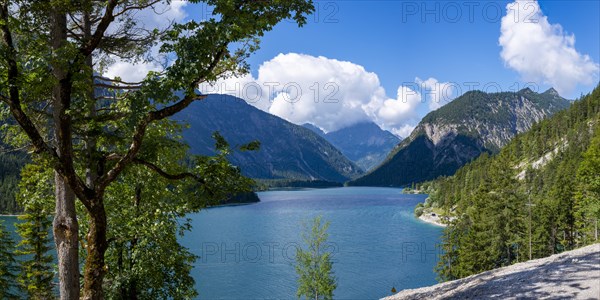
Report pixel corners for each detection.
[15,208,55,299]
[296,216,337,300]
[14,163,55,299]
[575,127,600,244]
[15,209,55,299]
[431,84,600,280]
[0,220,19,299]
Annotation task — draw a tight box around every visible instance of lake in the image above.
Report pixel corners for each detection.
[1,187,443,299]
[181,187,443,299]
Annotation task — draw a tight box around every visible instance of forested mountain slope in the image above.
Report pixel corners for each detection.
[0,93,362,213]
[424,84,600,280]
[350,88,571,187]
[0,148,27,213]
[177,94,362,182]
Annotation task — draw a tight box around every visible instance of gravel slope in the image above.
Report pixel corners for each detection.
[384,243,600,300]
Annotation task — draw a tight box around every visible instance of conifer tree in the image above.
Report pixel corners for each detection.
[0,220,19,299]
[432,84,600,280]
[575,127,600,244]
[15,163,56,299]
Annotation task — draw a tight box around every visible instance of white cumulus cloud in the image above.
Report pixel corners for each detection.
[200,53,445,136]
[499,0,599,94]
[415,77,457,111]
[376,86,423,128]
[258,54,378,132]
[390,124,416,139]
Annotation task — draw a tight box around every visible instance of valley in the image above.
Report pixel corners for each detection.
[0,1,598,299]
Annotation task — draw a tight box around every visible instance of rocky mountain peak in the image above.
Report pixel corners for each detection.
[543,87,560,97]
[350,88,571,187]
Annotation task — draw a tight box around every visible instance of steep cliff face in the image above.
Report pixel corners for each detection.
[349,88,571,186]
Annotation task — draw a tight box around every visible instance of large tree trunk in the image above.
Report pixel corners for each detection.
[81,11,109,299]
[53,174,80,300]
[82,201,108,300]
[51,8,81,299]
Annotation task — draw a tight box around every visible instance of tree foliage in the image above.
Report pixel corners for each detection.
[15,162,56,299]
[0,220,19,299]
[295,216,337,300]
[0,145,28,214]
[93,129,257,300]
[20,125,259,298]
[430,84,600,280]
[0,0,314,298]
[575,127,600,243]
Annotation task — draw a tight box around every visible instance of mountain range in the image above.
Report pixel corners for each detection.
[177,94,363,183]
[303,122,401,171]
[0,87,576,213]
[349,88,571,187]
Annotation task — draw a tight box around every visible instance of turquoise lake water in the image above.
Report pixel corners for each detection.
[181,187,443,299]
[1,187,443,299]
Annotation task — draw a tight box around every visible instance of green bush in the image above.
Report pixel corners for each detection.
[414,203,425,217]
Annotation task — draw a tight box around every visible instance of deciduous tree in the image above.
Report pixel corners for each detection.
[0,1,314,299]
[295,216,336,300]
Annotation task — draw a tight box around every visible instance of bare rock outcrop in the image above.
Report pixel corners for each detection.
[384,243,600,300]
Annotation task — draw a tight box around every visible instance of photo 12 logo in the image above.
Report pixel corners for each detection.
[399,81,540,104]
[399,242,443,263]
[201,81,340,104]
[400,1,540,23]
[198,241,339,264]
[302,1,340,24]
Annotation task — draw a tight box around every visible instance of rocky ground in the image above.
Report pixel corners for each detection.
[384,243,600,300]
[418,213,446,227]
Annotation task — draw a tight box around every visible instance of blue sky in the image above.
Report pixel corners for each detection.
[245,1,599,97]
[202,1,600,136]
[110,1,600,136]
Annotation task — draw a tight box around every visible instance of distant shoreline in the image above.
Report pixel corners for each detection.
[0,214,20,217]
[206,202,257,209]
[418,213,447,227]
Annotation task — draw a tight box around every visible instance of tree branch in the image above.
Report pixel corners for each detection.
[133,158,206,183]
[0,4,56,157]
[192,45,228,88]
[93,76,144,86]
[74,112,128,123]
[96,93,206,191]
[103,154,205,182]
[93,82,141,90]
[93,24,230,195]
[68,13,86,35]
[80,0,118,57]
[112,0,162,18]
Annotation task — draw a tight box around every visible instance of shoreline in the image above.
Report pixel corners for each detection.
[418,213,447,227]
[206,202,258,209]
